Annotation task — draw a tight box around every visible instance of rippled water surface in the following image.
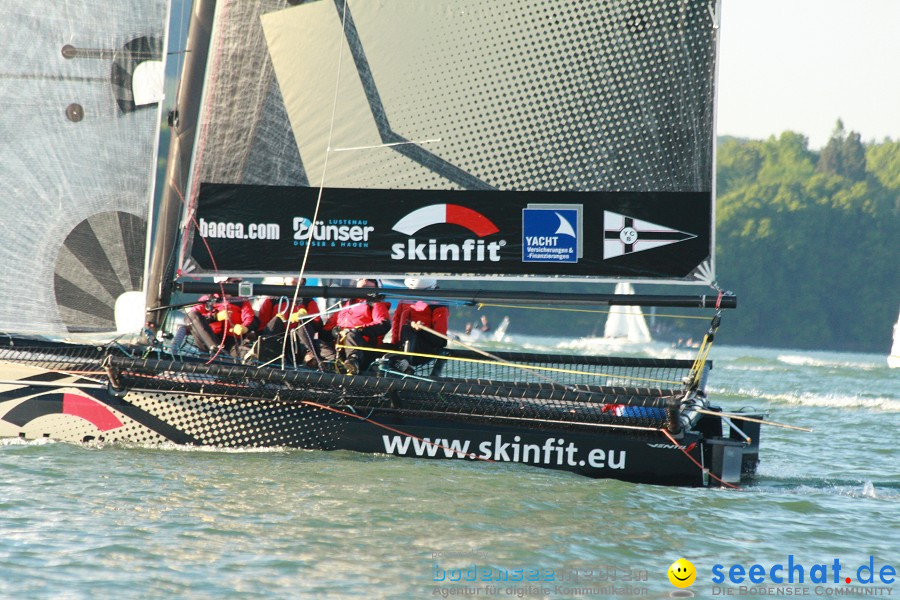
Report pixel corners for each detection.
[2,344,897,598]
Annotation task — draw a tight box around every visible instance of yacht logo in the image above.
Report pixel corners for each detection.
[522,208,580,263]
[391,204,506,262]
[603,211,696,259]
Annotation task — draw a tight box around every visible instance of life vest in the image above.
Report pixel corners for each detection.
[257,296,320,331]
[391,301,449,345]
[192,294,256,337]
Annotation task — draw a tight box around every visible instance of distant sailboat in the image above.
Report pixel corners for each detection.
[889,310,900,368]
[491,316,510,342]
[558,283,652,352]
[603,283,652,343]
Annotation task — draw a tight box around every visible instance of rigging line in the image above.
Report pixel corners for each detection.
[300,400,494,462]
[0,380,106,390]
[166,182,229,365]
[330,138,442,152]
[687,309,722,387]
[439,412,665,433]
[282,0,350,368]
[472,303,712,320]
[173,0,188,108]
[660,429,741,490]
[695,409,813,433]
[411,322,574,390]
[334,343,683,386]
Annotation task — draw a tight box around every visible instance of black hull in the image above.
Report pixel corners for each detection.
[0,340,759,488]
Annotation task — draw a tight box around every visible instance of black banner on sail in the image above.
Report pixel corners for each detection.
[190,184,711,281]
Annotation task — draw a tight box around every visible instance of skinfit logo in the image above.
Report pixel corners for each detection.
[391,203,506,262]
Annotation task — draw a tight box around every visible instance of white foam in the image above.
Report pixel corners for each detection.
[719,388,900,412]
[0,436,57,447]
[777,354,882,370]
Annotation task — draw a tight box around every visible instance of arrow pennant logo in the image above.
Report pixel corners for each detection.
[603,211,697,259]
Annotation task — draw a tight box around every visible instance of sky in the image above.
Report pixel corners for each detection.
[717,0,900,149]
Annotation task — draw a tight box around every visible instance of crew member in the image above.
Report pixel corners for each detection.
[257,278,325,368]
[325,279,391,375]
[186,277,257,358]
[388,278,448,373]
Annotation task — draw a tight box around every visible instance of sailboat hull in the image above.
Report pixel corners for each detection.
[0,345,755,487]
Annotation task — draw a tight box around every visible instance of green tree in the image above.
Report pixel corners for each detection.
[716,129,899,352]
[818,119,867,181]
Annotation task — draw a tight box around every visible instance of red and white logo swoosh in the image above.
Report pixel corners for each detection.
[392,204,499,237]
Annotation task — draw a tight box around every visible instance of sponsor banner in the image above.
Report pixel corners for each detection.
[190,184,711,279]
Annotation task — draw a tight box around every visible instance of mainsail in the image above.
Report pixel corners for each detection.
[0,1,170,336]
[163,0,720,297]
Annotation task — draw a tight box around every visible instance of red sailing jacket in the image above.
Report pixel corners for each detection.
[192,294,256,337]
[391,301,449,344]
[257,296,321,331]
[326,298,391,343]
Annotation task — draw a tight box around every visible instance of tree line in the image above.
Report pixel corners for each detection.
[715,122,899,352]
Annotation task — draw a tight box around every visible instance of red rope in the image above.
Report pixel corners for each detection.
[661,429,741,490]
[301,400,495,462]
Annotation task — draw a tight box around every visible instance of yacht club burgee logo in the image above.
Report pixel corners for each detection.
[603,210,696,259]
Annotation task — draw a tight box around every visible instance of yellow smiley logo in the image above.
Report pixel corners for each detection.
[668,558,697,588]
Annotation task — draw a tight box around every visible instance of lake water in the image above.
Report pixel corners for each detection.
[1,342,897,599]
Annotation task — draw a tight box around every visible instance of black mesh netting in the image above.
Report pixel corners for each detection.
[0,343,699,433]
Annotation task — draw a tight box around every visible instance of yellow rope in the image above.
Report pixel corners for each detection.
[334,343,682,386]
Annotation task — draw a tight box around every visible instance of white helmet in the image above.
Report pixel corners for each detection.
[404,277,437,290]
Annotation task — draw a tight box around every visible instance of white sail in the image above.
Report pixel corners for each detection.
[889,310,900,368]
[603,284,652,343]
[0,1,170,336]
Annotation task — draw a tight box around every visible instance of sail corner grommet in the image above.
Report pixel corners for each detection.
[66,103,84,122]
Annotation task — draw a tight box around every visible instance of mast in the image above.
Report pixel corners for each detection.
[146,0,217,327]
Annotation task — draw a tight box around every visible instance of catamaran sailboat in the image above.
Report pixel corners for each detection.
[0,0,763,487]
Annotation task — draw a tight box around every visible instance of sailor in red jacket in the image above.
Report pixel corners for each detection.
[186,277,257,358]
[389,278,448,373]
[325,278,391,375]
[256,278,325,367]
